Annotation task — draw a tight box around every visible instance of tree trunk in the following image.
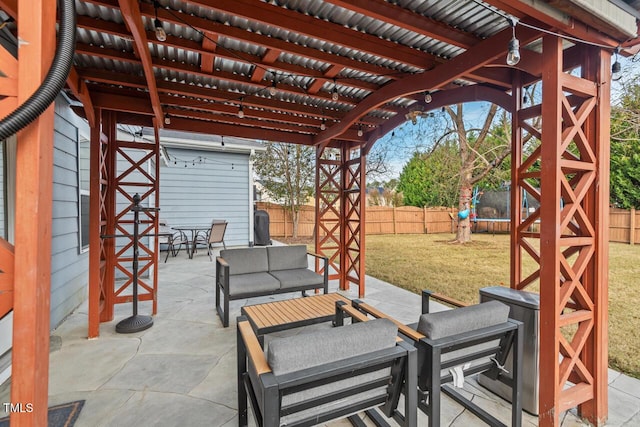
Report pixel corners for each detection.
[454,185,473,243]
[291,208,300,238]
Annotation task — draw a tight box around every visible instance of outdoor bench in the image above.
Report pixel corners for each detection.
[215,245,328,327]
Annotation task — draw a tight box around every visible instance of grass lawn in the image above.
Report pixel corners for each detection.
[362,233,640,379]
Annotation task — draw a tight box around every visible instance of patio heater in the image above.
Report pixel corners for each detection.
[115,193,156,333]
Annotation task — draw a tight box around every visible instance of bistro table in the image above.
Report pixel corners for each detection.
[172,225,211,259]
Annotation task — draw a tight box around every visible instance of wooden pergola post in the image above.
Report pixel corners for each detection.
[10,0,56,425]
[512,35,610,425]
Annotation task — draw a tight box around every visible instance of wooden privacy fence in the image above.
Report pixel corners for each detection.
[256,203,640,244]
[610,208,639,244]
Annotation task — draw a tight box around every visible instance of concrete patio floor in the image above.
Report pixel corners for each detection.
[1,245,639,426]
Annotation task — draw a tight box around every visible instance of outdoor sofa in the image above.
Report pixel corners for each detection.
[215,245,328,327]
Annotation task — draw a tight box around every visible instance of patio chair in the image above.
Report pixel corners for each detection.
[194,219,227,260]
[158,223,188,262]
[336,291,523,427]
[237,317,418,427]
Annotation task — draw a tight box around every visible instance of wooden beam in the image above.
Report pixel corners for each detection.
[251,48,281,83]
[91,89,330,128]
[117,0,164,127]
[190,0,438,69]
[114,113,316,145]
[74,41,383,97]
[307,65,342,95]
[323,0,479,49]
[315,25,540,146]
[81,1,408,80]
[79,68,388,125]
[484,0,622,48]
[11,0,56,424]
[0,0,16,18]
[200,31,217,74]
[66,66,96,127]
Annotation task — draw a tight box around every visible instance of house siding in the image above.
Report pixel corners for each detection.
[49,99,89,328]
[159,148,251,247]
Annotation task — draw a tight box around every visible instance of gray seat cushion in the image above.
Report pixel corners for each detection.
[220,248,269,275]
[267,318,398,425]
[267,245,308,271]
[269,268,324,289]
[416,300,510,379]
[228,272,280,297]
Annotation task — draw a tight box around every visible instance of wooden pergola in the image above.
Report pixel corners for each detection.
[1,0,639,425]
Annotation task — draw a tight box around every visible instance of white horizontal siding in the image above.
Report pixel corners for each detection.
[159,148,251,247]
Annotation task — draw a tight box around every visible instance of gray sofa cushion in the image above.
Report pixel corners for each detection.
[269,268,325,289]
[416,300,509,339]
[267,245,308,271]
[220,248,269,275]
[267,319,398,425]
[416,300,510,379]
[228,272,280,297]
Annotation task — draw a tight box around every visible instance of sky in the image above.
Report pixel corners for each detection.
[372,54,639,181]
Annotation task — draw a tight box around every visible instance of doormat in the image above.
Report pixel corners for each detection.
[0,400,84,427]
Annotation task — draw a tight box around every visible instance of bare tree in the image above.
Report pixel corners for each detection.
[253,142,315,238]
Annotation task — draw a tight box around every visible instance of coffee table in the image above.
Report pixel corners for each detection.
[240,293,350,346]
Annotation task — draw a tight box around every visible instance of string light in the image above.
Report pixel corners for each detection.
[320,118,326,131]
[612,47,622,81]
[268,80,277,96]
[331,78,339,101]
[164,113,171,125]
[357,124,364,137]
[238,99,245,118]
[153,1,167,42]
[424,91,432,103]
[506,17,520,66]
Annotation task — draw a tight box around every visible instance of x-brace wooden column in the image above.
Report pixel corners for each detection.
[315,144,366,297]
[511,37,610,426]
[88,111,161,337]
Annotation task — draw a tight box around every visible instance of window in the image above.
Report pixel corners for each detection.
[78,137,90,252]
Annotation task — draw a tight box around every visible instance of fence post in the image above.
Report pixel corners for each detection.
[393,207,396,234]
[423,207,428,234]
[631,208,636,245]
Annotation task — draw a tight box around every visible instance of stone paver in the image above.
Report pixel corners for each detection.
[1,245,639,427]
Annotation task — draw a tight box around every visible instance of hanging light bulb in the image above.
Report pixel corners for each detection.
[612,47,622,81]
[221,136,225,147]
[320,119,326,131]
[153,2,167,42]
[357,124,363,137]
[506,17,520,66]
[238,99,245,118]
[269,80,277,96]
[164,113,170,125]
[332,78,339,101]
[424,91,432,103]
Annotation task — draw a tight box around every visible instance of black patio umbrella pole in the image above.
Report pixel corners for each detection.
[116,193,156,333]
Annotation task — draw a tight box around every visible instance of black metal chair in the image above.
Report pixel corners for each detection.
[237,316,418,427]
[158,224,188,262]
[337,291,524,427]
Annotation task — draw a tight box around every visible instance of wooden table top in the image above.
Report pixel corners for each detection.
[241,293,350,330]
